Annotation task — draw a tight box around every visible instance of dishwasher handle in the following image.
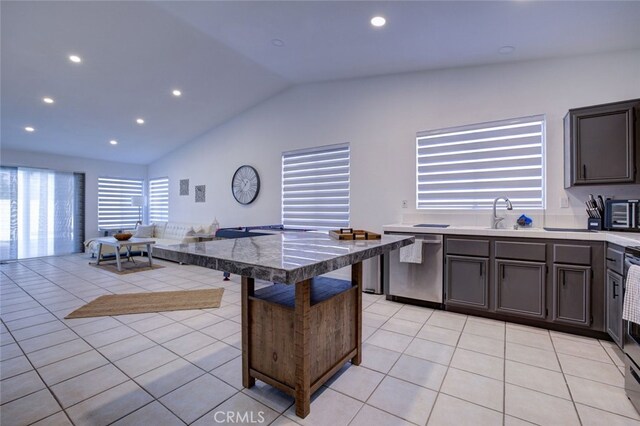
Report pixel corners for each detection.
[387,232,442,247]
[388,232,442,244]
[416,239,443,245]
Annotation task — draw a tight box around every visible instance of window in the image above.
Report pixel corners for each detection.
[282,143,350,230]
[98,177,144,230]
[149,177,169,223]
[1,167,84,260]
[416,115,545,210]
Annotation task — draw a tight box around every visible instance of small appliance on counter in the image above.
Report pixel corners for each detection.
[605,199,639,232]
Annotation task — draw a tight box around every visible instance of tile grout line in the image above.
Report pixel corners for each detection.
[346,301,435,426]
[58,257,272,423]
[350,297,410,425]
[423,310,466,426]
[372,310,625,422]
[0,317,75,426]
[597,338,627,376]
[48,258,230,423]
[104,400,188,426]
[502,317,507,426]
[549,331,584,426]
[2,259,209,424]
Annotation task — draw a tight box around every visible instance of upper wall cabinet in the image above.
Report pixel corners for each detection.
[564,99,640,187]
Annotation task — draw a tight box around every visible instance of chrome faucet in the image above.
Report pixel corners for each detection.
[492,196,513,229]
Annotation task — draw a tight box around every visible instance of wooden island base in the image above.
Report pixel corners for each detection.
[241,262,363,418]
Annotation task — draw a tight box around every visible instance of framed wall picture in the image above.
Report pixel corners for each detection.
[179,179,189,196]
[195,185,206,203]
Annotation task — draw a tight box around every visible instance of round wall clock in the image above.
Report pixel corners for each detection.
[231,165,260,205]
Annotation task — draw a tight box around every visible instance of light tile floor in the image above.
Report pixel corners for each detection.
[1,254,639,425]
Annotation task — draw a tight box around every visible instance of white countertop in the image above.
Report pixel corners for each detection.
[382,223,640,247]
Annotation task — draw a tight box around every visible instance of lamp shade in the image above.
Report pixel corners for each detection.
[130,196,144,207]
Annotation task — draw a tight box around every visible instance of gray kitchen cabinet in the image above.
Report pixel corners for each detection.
[445,255,489,310]
[564,98,640,187]
[606,269,624,347]
[606,243,625,348]
[607,245,625,276]
[443,236,605,336]
[495,260,546,319]
[551,264,591,327]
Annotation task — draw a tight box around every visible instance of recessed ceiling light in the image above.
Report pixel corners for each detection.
[498,46,516,55]
[109,140,118,145]
[24,126,35,132]
[271,38,284,47]
[136,118,145,124]
[42,97,54,104]
[172,89,182,97]
[69,54,82,63]
[370,16,386,27]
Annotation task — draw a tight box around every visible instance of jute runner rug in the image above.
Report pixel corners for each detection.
[65,288,224,319]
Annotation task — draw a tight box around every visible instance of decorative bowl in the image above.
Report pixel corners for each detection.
[114,232,133,241]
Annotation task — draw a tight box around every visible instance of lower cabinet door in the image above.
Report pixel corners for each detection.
[606,269,624,347]
[552,264,591,327]
[445,255,489,310]
[495,260,546,319]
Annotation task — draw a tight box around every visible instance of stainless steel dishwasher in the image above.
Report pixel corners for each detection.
[384,233,443,307]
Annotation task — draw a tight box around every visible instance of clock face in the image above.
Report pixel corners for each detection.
[232,165,260,205]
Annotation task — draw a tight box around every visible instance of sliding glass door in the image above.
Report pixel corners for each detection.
[0,167,18,260]
[0,166,85,260]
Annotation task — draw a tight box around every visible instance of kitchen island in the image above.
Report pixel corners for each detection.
[154,232,413,417]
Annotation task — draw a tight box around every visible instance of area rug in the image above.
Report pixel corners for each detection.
[65,288,224,319]
[89,261,165,275]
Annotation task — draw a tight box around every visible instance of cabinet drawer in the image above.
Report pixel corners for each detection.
[553,244,591,266]
[446,238,489,257]
[607,246,624,275]
[495,241,546,262]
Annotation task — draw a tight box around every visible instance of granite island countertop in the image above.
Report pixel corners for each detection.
[382,223,640,247]
[154,231,413,284]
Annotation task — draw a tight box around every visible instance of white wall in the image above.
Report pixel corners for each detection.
[150,50,639,231]
[0,149,147,238]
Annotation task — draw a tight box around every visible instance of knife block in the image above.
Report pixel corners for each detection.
[587,217,603,230]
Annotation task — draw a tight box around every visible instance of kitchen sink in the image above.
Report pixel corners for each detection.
[413,224,450,228]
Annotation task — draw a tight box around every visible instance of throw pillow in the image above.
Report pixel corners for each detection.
[134,224,154,238]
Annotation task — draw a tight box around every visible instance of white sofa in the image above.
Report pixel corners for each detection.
[85,221,216,258]
[150,222,199,247]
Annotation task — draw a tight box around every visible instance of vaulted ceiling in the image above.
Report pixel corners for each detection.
[2,1,640,164]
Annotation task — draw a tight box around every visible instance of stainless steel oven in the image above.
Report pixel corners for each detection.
[625,246,640,413]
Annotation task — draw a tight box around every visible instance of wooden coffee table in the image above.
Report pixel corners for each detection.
[94,237,156,272]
